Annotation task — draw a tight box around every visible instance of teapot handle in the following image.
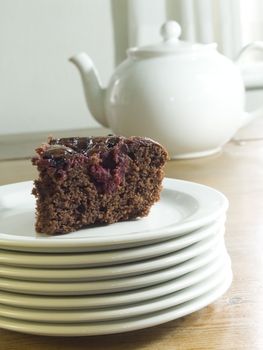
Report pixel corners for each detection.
[236,41,263,65]
[236,41,263,128]
[241,108,263,129]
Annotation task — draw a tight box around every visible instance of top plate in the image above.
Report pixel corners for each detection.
[0,178,228,252]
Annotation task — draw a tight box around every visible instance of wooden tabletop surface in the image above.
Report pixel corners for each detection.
[1,122,263,349]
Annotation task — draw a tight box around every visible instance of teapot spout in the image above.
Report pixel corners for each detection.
[69,53,108,127]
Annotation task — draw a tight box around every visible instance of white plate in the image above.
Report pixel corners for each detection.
[0,222,223,268]
[0,259,230,323]
[0,268,232,336]
[0,178,228,252]
[0,251,230,310]
[0,239,223,282]
[0,251,226,295]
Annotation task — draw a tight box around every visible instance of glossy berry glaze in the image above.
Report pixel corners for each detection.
[32,136,148,193]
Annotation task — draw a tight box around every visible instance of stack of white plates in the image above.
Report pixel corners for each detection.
[0,178,232,336]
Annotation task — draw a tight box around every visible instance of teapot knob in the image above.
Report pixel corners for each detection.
[161,21,181,42]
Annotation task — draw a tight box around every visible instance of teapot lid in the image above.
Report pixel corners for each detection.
[128,21,216,58]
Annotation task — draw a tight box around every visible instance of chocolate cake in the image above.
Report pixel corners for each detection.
[32,136,168,234]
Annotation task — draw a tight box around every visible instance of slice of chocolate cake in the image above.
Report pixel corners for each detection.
[32,136,168,234]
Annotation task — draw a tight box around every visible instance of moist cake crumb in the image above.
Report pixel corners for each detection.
[32,136,168,235]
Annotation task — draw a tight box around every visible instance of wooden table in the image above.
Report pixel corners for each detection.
[1,124,263,349]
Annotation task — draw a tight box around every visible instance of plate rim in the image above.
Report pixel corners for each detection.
[0,252,226,296]
[0,226,223,269]
[0,254,230,309]
[0,178,228,251]
[0,259,230,323]
[0,268,233,336]
[0,238,223,282]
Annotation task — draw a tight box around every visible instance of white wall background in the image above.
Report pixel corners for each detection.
[0,0,263,136]
[0,0,116,135]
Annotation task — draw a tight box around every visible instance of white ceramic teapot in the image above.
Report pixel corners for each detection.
[70,21,263,158]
